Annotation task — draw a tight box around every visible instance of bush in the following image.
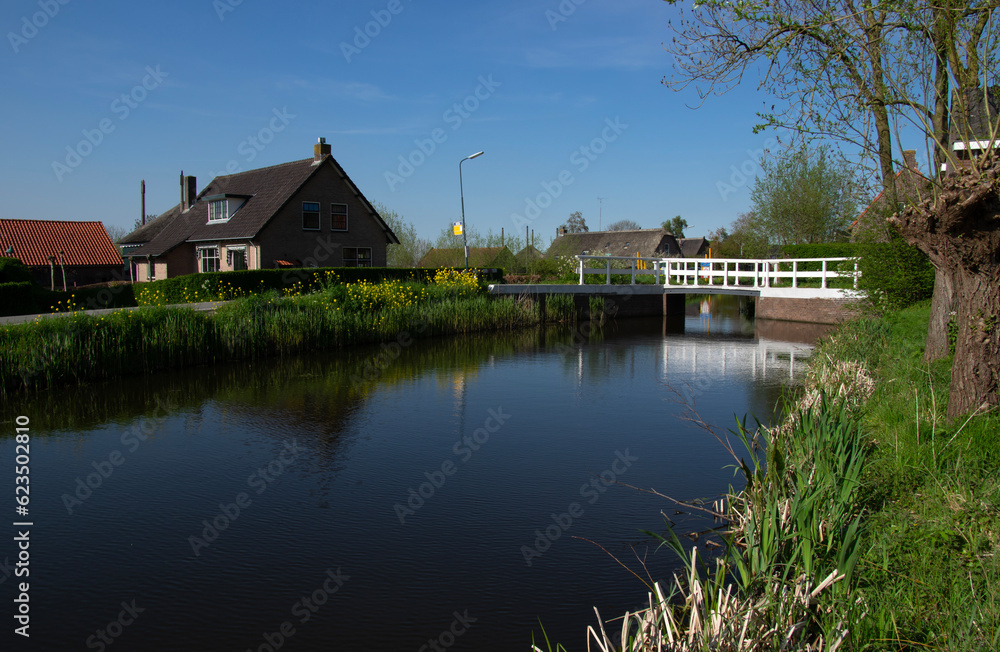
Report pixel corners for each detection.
[855,229,935,310]
[133,267,504,306]
[0,258,33,284]
[781,243,862,258]
[0,282,37,314]
[0,280,136,317]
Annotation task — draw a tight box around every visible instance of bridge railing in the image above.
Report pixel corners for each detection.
[575,256,859,289]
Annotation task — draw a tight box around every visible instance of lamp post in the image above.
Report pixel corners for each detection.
[459,151,484,269]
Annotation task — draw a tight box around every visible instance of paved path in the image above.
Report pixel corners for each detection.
[0,301,232,326]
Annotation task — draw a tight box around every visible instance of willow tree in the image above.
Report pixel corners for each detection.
[748,145,858,244]
[891,157,1000,418]
[663,0,1000,416]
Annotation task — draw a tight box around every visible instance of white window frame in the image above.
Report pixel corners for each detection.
[208,199,229,222]
[302,201,320,230]
[331,203,348,231]
[198,246,220,273]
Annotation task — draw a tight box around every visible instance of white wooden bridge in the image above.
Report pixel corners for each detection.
[572,255,859,299]
[488,256,861,323]
[490,256,859,300]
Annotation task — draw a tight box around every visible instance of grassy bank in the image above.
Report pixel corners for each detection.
[842,307,1000,649]
[0,271,546,397]
[569,302,998,651]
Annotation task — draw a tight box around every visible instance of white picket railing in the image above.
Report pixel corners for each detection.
[575,256,859,290]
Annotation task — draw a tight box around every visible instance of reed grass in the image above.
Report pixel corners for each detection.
[0,273,539,397]
[572,301,999,651]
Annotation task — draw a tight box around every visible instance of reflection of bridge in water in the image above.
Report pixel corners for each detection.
[653,337,814,382]
[563,332,815,386]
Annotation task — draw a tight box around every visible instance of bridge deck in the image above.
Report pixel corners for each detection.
[488,284,855,300]
[488,255,859,301]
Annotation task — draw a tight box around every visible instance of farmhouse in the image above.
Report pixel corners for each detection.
[943,86,1000,174]
[0,218,123,289]
[121,138,398,281]
[546,228,684,260]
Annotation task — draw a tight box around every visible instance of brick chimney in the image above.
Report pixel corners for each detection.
[902,150,918,171]
[180,172,197,212]
[314,137,331,163]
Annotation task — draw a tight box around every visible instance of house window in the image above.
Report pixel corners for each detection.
[199,247,220,273]
[343,247,372,268]
[331,203,348,231]
[227,248,248,271]
[303,202,320,230]
[208,200,228,222]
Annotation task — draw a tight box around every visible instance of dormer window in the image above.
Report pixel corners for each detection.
[208,200,228,222]
[205,194,248,224]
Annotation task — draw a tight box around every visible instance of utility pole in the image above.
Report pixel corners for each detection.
[597,197,604,230]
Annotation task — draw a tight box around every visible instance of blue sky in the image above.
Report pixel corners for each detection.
[2,0,789,247]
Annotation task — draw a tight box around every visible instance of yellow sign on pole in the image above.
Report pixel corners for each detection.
[453,221,463,236]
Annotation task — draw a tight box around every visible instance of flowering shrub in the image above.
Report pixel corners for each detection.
[431,268,481,298]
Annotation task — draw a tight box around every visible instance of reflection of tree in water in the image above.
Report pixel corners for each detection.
[3,328,547,446]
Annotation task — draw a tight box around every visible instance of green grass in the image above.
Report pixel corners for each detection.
[830,304,1000,651]
[578,301,998,651]
[0,280,541,397]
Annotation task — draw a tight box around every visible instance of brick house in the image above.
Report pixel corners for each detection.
[942,86,1000,174]
[0,218,124,289]
[121,138,398,281]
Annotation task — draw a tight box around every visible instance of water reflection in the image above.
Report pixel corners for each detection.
[0,296,828,651]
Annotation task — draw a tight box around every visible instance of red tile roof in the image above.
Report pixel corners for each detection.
[0,219,122,267]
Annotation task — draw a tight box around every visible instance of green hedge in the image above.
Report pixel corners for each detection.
[0,282,37,314]
[0,258,34,284]
[134,266,505,305]
[0,263,505,317]
[0,281,137,317]
[781,243,862,259]
[855,233,934,309]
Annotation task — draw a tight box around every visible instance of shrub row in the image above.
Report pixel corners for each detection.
[0,256,506,316]
[0,257,34,284]
[780,242,862,259]
[133,266,505,306]
[0,280,137,317]
[0,285,534,396]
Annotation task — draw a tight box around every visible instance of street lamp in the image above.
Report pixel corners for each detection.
[459,151,484,269]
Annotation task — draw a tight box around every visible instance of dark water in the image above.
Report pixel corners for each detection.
[0,297,822,651]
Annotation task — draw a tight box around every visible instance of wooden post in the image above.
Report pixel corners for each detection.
[58,250,67,291]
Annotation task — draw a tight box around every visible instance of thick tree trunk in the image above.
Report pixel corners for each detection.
[890,158,1000,419]
[949,265,1000,417]
[924,266,957,362]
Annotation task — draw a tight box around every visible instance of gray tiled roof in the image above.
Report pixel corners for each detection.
[546,229,681,258]
[118,208,177,246]
[124,156,396,258]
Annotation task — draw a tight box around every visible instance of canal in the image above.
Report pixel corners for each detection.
[0,296,827,650]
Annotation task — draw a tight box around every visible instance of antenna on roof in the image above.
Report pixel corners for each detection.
[597,197,605,230]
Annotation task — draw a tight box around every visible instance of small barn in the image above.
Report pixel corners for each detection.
[0,218,124,289]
